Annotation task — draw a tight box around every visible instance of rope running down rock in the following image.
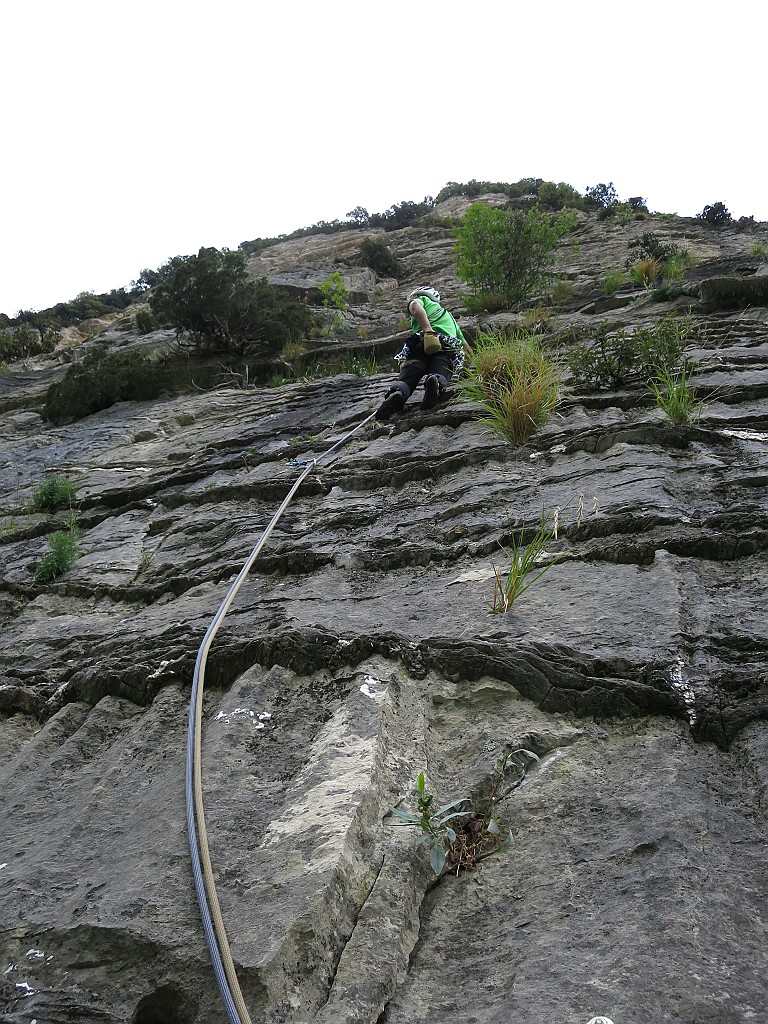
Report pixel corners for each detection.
[185,410,377,1024]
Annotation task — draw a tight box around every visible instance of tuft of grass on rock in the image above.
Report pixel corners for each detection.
[34,514,81,584]
[32,474,77,512]
[458,330,561,445]
[630,256,661,287]
[602,267,628,295]
[647,365,706,425]
[490,515,564,612]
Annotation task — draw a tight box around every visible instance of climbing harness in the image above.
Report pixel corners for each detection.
[185,409,377,1024]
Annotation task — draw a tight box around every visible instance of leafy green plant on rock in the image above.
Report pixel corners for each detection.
[625,231,688,269]
[149,246,313,353]
[44,346,166,423]
[387,772,470,874]
[566,321,631,388]
[0,323,60,363]
[387,751,540,876]
[449,749,540,872]
[318,271,349,313]
[358,237,400,277]
[454,202,577,308]
[636,315,695,375]
[134,308,158,334]
[565,315,695,390]
[626,233,692,294]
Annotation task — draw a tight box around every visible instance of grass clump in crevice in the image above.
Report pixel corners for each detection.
[458,330,562,445]
[625,232,693,293]
[647,365,706,425]
[34,513,81,584]
[629,256,661,287]
[300,349,381,381]
[32,474,77,512]
[490,514,564,613]
[602,267,629,295]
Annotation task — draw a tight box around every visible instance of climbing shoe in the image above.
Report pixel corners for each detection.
[375,389,405,421]
[421,374,441,410]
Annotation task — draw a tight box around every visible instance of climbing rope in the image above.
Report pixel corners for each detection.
[185,410,377,1024]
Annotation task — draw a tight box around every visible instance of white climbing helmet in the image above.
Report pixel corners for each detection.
[407,285,441,304]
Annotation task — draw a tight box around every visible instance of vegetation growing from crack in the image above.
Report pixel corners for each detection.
[387,751,539,876]
[448,749,539,873]
[34,512,80,584]
[454,202,578,308]
[565,314,695,390]
[357,236,400,277]
[387,772,470,875]
[490,514,564,612]
[458,329,562,444]
[31,475,81,583]
[0,322,61,363]
[620,232,694,302]
[32,474,77,512]
[602,267,629,295]
[300,350,381,381]
[625,231,689,272]
[647,364,706,425]
[43,345,167,423]
[136,548,156,577]
[318,272,349,313]
[147,247,314,353]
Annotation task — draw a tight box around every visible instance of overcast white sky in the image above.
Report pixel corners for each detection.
[1,0,763,317]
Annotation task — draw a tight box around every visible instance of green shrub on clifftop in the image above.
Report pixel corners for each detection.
[697,202,732,226]
[149,247,313,353]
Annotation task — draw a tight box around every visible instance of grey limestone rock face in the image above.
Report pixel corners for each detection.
[1,209,768,1023]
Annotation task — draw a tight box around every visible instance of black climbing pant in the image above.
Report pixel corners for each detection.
[393,338,454,399]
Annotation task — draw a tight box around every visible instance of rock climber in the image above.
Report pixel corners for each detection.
[375,285,469,420]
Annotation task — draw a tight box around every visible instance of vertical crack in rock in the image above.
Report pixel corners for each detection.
[189,659,434,1022]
